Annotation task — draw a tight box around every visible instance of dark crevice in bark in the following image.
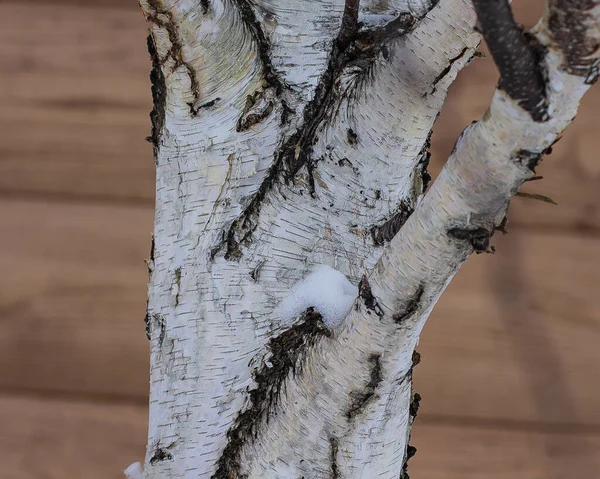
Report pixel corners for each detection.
[472,0,548,121]
[146,0,201,112]
[230,0,287,95]
[371,204,414,245]
[212,308,331,479]
[220,8,430,260]
[358,275,384,318]
[392,284,425,324]
[149,446,174,465]
[400,351,422,479]
[448,226,494,254]
[428,47,469,96]
[338,0,360,51]
[547,0,599,83]
[329,436,340,479]
[346,353,383,421]
[146,34,166,160]
[200,0,211,15]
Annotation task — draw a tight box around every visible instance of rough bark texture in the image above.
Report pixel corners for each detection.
[133,0,600,477]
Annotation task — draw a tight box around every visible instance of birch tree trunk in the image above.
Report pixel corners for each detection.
[128,0,600,477]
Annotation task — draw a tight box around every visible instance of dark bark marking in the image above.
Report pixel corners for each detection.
[400,446,417,479]
[212,308,331,479]
[338,0,360,51]
[329,436,340,479]
[447,226,493,254]
[149,446,173,465]
[149,313,167,346]
[392,284,425,325]
[236,89,275,132]
[146,0,201,112]
[358,275,384,318]
[174,267,182,306]
[346,353,383,421]
[200,0,210,15]
[428,47,469,96]
[220,8,429,260]
[547,0,599,80]
[371,204,414,245]
[144,310,152,340]
[346,128,358,145]
[230,0,287,96]
[472,0,548,121]
[146,34,166,160]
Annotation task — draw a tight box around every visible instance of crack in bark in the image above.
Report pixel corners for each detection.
[146,34,166,160]
[428,47,469,96]
[212,308,331,479]
[146,0,201,112]
[371,203,414,245]
[392,284,425,324]
[329,436,340,478]
[346,353,383,420]
[472,0,548,121]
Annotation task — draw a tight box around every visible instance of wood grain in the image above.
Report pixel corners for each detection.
[1,395,147,479]
[0,199,152,400]
[1,2,599,231]
[2,394,598,479]
[0,199,598,428]
[0,3,154,203]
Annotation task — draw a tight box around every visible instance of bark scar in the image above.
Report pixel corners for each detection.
[358,275,384,317]
[346,353,383,420]
[212,308,331,479]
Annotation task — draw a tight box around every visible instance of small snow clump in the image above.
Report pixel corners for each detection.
[275,264,358,328]
[124,462,144,479]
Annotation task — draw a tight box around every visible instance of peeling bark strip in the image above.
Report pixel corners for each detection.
[212,309,331,479]
[345,354,383,420]
[547,0,600,81]
[392,284,425,325]
[146,35,166,156]
[472,0,548,121]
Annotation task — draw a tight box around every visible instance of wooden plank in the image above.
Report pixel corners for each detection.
[1,395,147,479]
[0,199,599,427]
[0,3,154,203]
[0,199,152,399]
[2,394,598,479]
[415,230,600,426]
[410,421,600,479]
[1,2,599,231]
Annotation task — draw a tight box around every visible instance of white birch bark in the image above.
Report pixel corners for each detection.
[129,0,600,477]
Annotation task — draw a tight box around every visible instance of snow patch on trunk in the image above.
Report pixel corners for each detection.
[275,264,358,328]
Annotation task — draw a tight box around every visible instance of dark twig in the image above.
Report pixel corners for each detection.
[338,0,360,51]
[472,0,548,121]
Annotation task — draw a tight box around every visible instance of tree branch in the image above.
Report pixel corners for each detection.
[472,0,548,121]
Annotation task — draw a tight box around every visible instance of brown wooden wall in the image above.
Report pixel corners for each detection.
[1,1,598,478]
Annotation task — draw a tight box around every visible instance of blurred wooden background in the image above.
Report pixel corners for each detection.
[1,1,598,478]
